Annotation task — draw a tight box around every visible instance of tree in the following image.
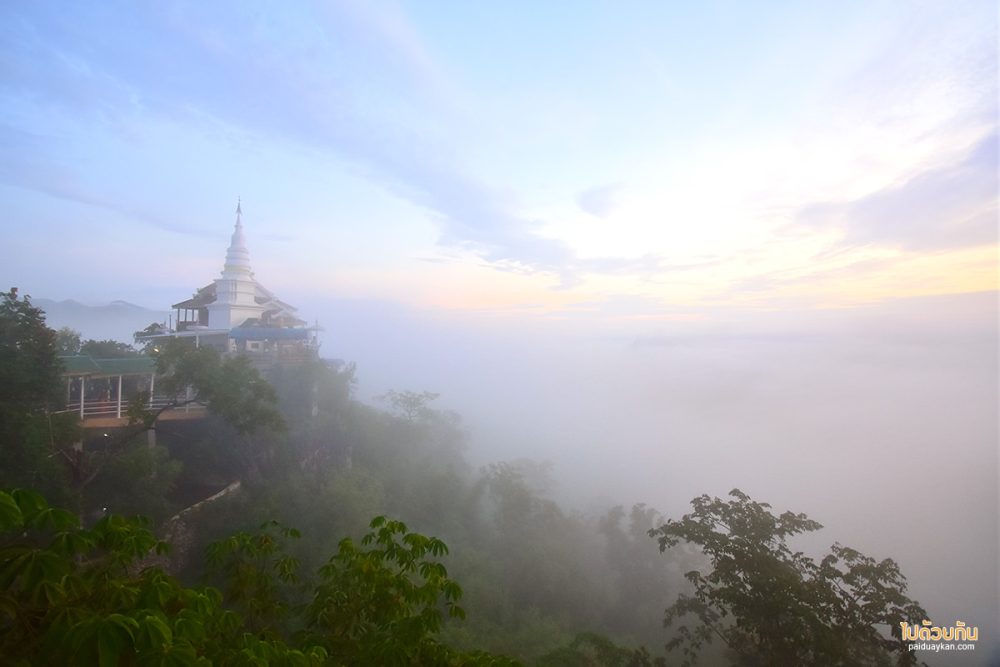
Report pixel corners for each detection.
[79,339,139,358]
[598,504,687,646]
[0,487,329,666]
[53,336,285,501]
[0,488,517,666]
[0,288,63,413]
[470,462,602,633]
[56,327,82,355]
[0,289,76,505]
[0,322,285,513]
[378,389,440,422]
[150,338,286,484]
[152,338,284,437]
[649,489,928,666]
[302,516,504,664]
[133,323,168,354]
[538,632,665,667]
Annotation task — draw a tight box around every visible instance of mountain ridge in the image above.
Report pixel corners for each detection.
[35,297,169,344]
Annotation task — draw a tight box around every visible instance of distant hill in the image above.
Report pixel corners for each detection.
[35,298,169,344]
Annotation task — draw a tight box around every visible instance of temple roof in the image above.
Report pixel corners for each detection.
[172,281,304,326]
[172,283,216,310]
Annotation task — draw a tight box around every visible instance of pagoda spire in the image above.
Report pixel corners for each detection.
[221,199,252,278]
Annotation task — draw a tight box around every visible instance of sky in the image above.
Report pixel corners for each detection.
[2,1,998,661]
[1,1,995,314]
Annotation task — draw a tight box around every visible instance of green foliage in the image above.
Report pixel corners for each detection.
[0,487,256,666]
[304,515,472,664]
[298,467,387,547]
[56,327,82,355]
[154,339,284,436]
[0,410,78,508]
[209,356,285,436]
[56,329,141,360]
[477,462,599,618]
[598,504,687,647]
[649,489,928,667]
[433,460,625,661]
[147,339,286,487]
[0,290,77,505]
[133,323,168,354]
[87,444,182,522]
[0,288,63,412]
[80,338,140,358]
[0,489,515,666]
[378,389,441,422]
[206,520,304,636]
[537,632,666,667]
[1,295,187,515]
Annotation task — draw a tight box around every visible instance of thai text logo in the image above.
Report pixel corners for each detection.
[900,620,978,642]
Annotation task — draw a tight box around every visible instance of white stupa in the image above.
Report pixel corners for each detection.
[157,202,314,356]
[206,201,267,330]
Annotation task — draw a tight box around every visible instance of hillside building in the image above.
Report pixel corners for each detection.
[139,202,318,360]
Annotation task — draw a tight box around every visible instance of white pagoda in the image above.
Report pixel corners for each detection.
[143,202,317,359]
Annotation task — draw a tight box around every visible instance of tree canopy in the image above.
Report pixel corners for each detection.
[0,290,76,504]
[649,489,928,666]
[56,327,82,355]
[80,339,140,358]
[0,288,62,413]
[153,338,284,437]
[0,488,517,666]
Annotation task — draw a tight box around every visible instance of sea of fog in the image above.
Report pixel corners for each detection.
[44,288,998,664]
[310,289,998,665]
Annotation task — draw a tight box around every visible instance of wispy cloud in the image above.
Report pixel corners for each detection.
[577,183,622,218]
[1,2,577,274]
[794,134,997,252]
[1,1,995,305]
[0,125,211,237]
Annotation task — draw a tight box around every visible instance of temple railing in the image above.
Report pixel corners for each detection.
[58,395,207,421]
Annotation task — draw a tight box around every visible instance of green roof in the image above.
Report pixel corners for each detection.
[59,355,156,377]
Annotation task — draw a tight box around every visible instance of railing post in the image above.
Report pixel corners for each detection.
[79,377,86,418]
[148,373,155,408]
[116,375,123,419]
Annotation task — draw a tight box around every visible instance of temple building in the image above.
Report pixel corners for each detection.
[139,202,318,360]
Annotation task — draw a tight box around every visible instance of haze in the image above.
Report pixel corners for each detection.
[2,1,996,663]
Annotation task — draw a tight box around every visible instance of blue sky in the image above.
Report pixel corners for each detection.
[1,0,995,321]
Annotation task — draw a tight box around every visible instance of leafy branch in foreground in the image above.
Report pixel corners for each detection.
[649,488,927,667]
[0,488,517,666]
